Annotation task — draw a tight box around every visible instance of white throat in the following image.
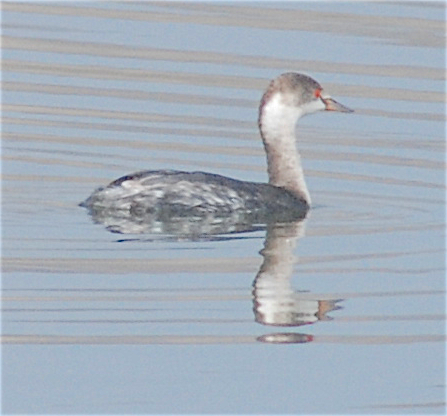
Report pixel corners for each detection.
[259,93,324,205]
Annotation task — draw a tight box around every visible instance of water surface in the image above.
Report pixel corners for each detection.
[2,2,445,414]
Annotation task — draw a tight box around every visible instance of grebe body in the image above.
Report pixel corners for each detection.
[81,73,353,230]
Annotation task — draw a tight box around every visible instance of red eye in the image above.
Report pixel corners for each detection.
[314,89,322,98]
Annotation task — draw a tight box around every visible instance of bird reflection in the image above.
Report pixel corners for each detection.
[82,200,307,235]
[82,206,342,344]
[253,219,341,343]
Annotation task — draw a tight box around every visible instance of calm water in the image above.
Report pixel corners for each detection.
[2,2,446,414]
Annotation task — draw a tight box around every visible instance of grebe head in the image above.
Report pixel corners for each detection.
[259,72,353,130]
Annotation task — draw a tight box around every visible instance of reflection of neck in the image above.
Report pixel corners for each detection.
[257,223,301,283]
[253,220,321,326]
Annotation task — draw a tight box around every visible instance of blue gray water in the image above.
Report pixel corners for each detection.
[2,2,445,414]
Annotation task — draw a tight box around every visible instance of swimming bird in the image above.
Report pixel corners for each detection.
[81,73,353,222]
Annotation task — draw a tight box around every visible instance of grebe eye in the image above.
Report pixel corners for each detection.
[314,89,322,98]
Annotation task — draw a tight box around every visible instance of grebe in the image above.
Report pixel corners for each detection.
[81,73,353,223]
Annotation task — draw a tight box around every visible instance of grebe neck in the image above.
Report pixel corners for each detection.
[259,92,312,205]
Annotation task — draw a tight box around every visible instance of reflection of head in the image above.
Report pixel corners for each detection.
[253,296,340,327]
[253,297,320,327]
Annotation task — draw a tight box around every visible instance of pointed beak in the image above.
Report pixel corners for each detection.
[322,97,354,113]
